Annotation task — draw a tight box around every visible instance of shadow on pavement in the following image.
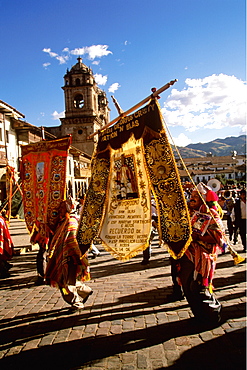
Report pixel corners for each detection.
[0,314,245,370]
[158,327,246,370]
[1,231,245,369]
[0,286,191,343]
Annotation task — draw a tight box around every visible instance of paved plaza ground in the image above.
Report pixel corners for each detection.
[0,219,246,369]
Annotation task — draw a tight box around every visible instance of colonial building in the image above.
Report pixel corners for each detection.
[46,57,110,156]
[177,155,246,184]
[0,100,91,206]
[0,100,25,202]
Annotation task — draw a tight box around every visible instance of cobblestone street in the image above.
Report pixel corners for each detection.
[0,219,246,369]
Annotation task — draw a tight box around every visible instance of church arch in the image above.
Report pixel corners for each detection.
[74,94,84,109]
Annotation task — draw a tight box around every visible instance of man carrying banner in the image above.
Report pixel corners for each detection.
[177,185,224,323]
[45,198,92,310]
[21,136,72,285]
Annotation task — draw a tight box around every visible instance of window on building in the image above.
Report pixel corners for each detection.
[0,127,2,141]
[74,94,84,108]
[76,78,80,86]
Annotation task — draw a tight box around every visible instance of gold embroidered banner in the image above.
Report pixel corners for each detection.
[21,136,71,248]
[77,100,191,259]
[99,136,152,260]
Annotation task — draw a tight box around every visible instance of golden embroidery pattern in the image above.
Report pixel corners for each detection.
[47,156,67,230]
[145,134,191,258]
[77,158,110,246]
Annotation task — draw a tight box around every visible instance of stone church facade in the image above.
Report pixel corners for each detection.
[46,57,110,157]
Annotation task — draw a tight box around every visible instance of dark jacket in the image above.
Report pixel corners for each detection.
[233,199,242,227]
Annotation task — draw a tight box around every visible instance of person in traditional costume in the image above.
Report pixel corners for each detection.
[45,198,92,310]
[177,184,224,323]
[0,213,14,279]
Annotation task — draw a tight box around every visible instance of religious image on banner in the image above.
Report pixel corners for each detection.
[77,99,192,260]
[114,154,138,200]
[20,136,71,249]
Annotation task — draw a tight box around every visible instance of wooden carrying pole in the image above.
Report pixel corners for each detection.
[88,79,177,139]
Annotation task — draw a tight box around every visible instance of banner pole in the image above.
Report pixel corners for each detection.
[88,79,177,139]
[111,95,124,115]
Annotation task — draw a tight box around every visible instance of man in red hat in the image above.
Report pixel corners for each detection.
[177,184,224,323]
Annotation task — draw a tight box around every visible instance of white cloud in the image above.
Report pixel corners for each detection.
[43,48,57,58]
[161,74,247,132]
[108,83,120,93]
[69,47,86,56]
[70,45,112,60]
[94,73,107,85]
[92,60,100,65]
[43,62,51,69]
[43,45,112,66]
[170,133,192,147]
[42,48,69,64]
[56,55,69,64]
[52,110,65,120]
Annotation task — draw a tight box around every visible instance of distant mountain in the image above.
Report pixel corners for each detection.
[173,135,246,158]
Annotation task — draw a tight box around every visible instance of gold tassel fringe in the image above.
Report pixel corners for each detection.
[228,244,245,265]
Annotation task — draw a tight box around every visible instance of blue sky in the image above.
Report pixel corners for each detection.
[0,0,246,146]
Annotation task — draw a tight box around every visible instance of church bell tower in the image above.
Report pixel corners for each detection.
[60,57,110,156]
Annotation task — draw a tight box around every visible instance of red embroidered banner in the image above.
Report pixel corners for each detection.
[21,136,71,248]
